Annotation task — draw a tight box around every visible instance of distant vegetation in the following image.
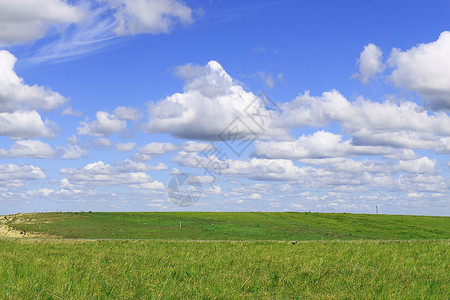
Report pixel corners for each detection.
[7,211,450,240]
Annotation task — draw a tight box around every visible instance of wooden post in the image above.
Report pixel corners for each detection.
[376,206,378,214]
[180,221,182,229]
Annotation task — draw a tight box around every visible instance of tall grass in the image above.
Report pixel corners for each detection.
[0,239,448,299]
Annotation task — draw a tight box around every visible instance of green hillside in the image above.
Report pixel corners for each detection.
[6,211,450,240]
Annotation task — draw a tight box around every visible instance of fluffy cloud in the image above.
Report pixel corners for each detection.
[60,160,165,189]
[352,43,384,83]
[280,90,450,151]
[108,0,193,35]
[77,111,126,136]
[114,106,142,121]
[116,142,136,152]
[0,140,58,158]
[254,131,409,159]
[388,31,450,110]
[138,142,178,154]
[144,60,288,140]
[181,141,215,152]
[172,151,310,181]
[0,111,53,139]
[0,51,68,112]
[0,0,85,46]
[61,144,88,160]
[397,157,436,174]
[0,51,68,139]
[0,163,45,188]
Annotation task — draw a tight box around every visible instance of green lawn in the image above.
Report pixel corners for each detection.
[8,211,450,240]
[0,239,448,299]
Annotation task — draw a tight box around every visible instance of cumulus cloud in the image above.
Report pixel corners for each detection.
[0,140,58,158]
[205,185,222,195]
[0,51,68,112]
[108,0,193,35]
[280,90,450,151]
[0,0,85,46]
[77,111,126,136]
[114,106,142,121]
[254,131,407,159]
[173,151,309,181]
[144,60,288,141]
[0,111,54,139]
[181,141,215,152]
[352,43,384,83]
[61,144,88,160]
[388,31,450,110]
[116,142,136,152]
[0,51,69,139]
[0,163,45,188]
[138,142,178,154]
[60,160,166,189]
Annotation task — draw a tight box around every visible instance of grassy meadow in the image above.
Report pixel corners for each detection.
[6,211,450,240]
[0,212,448,298]
[0,239,448,299]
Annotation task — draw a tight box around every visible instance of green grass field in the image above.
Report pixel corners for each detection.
[7,211,450,240]
[1,212,448,299]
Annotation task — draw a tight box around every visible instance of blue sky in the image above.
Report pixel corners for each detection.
[0,0,449,215]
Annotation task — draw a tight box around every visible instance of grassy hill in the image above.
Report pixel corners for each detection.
[6,211,450,240]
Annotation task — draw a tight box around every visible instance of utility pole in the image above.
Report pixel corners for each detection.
[376,206,378,214]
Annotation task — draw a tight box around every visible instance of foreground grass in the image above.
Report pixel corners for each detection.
[8,212,450,240]
[0,239,448,299]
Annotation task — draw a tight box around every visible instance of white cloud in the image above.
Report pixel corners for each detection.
[131,153,152,162]
[61,144,88,160]
[138,142,178,154]
[181,141,214,152]
[60,159,166,188]
[280,90,450,151]
[0,111,53,139]
[0,163,45,188]
[0,0,85,46]
[0,140,58,158]
[388,31,450,110]
[140,181,165,190]
[144,60,288,140]
[205,185,222,195]
[247,193,262,200]
[397,157,436,174]
[116,142,136,152]
[172,151,309,181]
[0,51,68,112]
[108,0,193,35]
[77,111,126,136]
[352,43,384,83]
[407,192,423,198]
[114,106,142,121]
[254,131,403,159]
